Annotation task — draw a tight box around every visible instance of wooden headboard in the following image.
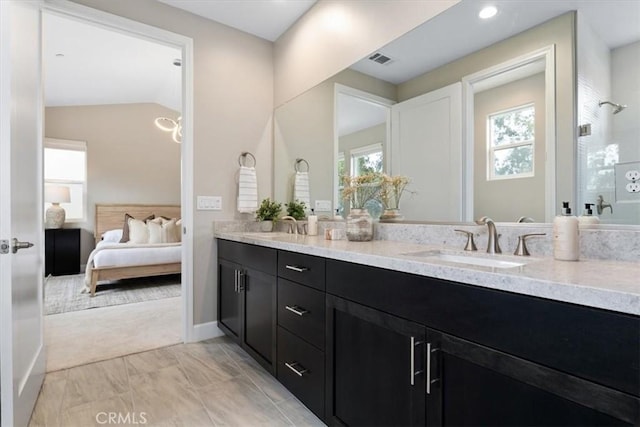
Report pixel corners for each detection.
[94,204,181,244]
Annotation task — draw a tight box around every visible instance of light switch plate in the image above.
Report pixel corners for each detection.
[197,196,222,210]
[315,200,332,212]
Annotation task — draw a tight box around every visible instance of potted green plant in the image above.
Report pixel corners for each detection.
[285,199,307,220]
[255,198,282,232]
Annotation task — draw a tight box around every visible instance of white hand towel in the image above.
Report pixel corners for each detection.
[293,171,311,208]
[237,166,258,213]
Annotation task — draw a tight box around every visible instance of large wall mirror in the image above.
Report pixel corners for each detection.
[274,1,640,225]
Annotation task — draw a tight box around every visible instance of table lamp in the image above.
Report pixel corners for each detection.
[45,185,70,229]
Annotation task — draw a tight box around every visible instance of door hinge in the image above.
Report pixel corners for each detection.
[0,240,9,254]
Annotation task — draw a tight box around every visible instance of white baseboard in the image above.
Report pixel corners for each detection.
[189,321,225,342]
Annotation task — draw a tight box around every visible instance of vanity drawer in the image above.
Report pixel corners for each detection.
[278,278,325,350]
[218,239,276,275]
[277,326,325,419]
[278,250,325,290]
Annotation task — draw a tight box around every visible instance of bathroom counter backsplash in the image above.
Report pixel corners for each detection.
[213,221,640,316]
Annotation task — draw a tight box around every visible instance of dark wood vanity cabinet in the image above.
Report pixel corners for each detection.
[326,259,640,426]
[217,240,277,373]
[325,294,426,426]
[217,239,640,426]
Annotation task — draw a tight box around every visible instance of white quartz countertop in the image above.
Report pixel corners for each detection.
[214,231,640,316]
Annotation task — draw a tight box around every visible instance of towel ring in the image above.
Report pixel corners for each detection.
[295,158,309,172]
[238,152,256,167]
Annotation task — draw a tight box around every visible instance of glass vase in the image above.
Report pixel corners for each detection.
[380,208,404,222]
[346,208,374,241]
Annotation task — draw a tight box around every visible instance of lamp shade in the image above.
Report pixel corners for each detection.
[45,185,70,204]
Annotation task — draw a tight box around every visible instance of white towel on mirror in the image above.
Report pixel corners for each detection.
[237,166,258,213]
[294,171,311,208]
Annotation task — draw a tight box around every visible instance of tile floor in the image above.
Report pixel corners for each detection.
[45,297,182,372]
[29,336,325,426]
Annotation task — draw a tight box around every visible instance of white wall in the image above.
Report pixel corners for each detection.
[70,0,274,325]
[45,103,181,265]
[274,0,459,107]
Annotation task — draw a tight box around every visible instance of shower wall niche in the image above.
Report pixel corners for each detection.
[577,13,640,225]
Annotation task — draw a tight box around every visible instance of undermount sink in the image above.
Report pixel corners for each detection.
[401,250,533,269]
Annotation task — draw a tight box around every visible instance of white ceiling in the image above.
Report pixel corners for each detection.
[43,13,182,110]
[337,94,388,137]
[43,0,639,111]
[157,0,317,42]
[350,0,640,84]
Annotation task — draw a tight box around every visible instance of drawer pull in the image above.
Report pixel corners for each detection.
[285,265,308,273]
[285,305,309,316]
[284,361,308,377]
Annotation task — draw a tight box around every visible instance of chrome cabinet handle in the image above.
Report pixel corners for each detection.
[237,270,244,292]
[285,265,308,272]
[284,362,308,377]
[234,270,238,293]
[285,305,308,316]
[426,342,431,394]
[426,343,440,394]
[410,337,424,386]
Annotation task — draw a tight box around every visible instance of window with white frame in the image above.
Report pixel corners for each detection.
[350,143,383,177]
[487,104,535,180]
[44,138,87,222]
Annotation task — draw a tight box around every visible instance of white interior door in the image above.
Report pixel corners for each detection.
[390,83,462,221]
[0,1,46,426]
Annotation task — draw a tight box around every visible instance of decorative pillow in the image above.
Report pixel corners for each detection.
[101,229,123,243]
[175,219,182,242]
[161,218,180,243]
[119,213,154,243]
[147,218,164,244]
[128,218,150,244]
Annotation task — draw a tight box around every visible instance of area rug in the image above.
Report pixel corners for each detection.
[44,273,181,315]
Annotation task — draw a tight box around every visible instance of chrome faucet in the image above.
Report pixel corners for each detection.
[516,216,535,223]
[596,195,613,215]
[281,216,298,234]
[475,216,501,254]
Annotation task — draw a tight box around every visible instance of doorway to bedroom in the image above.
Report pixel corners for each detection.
[41,9,188,372]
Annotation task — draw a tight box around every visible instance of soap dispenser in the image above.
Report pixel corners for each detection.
[308,209,318,236]
[553,201,579,261]
[578,203,600,227]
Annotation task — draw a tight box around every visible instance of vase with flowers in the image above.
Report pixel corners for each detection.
[341,173,381,241]
[379,174,410,222]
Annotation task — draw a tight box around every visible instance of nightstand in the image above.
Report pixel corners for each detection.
[45,228,81,276]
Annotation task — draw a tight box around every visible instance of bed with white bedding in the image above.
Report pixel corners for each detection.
[85,204,182,297]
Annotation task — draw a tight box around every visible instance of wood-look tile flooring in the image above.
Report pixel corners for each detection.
[29,337,325,426]
[45,297,182,372]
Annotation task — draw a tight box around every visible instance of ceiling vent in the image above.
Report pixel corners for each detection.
[368,52,393,65]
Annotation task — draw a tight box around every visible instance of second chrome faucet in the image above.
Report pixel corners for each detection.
[475,216,501,254]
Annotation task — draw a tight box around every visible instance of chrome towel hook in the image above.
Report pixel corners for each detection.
[295,158,309,172]
[238,152,256,167]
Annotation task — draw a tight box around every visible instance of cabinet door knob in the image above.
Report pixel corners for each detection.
[285,305,308,316]
[284,361,308,377]
[285,265,308,273]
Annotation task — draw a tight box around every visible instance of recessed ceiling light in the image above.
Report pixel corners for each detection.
[479,6,498,19]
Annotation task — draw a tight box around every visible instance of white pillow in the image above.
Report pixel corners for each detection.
[175,219,182,242]
[101,229,123,243]
[147,218,162,244]
[128,218,150,244]
[161,218,180,243]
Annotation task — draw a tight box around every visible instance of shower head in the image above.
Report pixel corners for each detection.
[599,100,627,114]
